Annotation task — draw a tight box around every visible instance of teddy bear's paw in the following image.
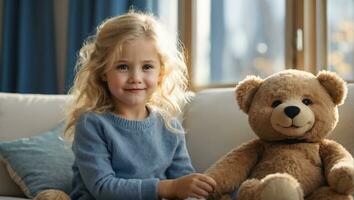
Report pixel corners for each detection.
[305,186,353,200]
[33,189,71,200]
[259,173,304,200]
[328,164,354,195]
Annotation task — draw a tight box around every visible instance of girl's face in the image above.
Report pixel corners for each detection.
[104,37,161,114]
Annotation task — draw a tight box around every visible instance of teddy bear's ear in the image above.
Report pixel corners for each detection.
[235,75,264,113]
[317,70,347,105]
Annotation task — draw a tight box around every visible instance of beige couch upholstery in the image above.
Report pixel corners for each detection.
[0,84,353,199]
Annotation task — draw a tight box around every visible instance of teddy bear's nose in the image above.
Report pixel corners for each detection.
[284,106,300,119]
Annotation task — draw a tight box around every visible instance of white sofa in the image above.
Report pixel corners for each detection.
[0,85,353,199]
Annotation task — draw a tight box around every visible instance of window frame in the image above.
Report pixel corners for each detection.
[179,0,352,91]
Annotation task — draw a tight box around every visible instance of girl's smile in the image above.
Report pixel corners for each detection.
[124,87,146,92]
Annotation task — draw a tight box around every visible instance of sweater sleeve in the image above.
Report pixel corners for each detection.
[165,120,195,179]
[73,114,159,200]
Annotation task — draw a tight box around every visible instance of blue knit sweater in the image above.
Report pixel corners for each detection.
[70,109,195,200]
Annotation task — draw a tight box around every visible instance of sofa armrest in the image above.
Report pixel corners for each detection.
[0,160,24,197]
[0,92,70,197]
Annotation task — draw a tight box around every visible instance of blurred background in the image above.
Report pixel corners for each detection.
[0,0,353,94]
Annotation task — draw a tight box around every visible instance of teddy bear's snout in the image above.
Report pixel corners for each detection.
[270,101,315,137]
[284,106,300,119]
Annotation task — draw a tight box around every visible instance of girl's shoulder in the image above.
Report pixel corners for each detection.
[150,107,185,135]
[77,111,110,125]
[78,111,101,120]
[168,117,184,132]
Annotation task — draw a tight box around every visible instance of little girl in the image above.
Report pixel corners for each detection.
[65,11,216,200]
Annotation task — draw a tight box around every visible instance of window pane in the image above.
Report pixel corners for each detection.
[328,0,354,80]
[194,0,286,86]
[158,0,178,38]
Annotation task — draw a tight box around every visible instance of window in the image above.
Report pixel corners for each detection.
[184,0,354,89]
[328,0,354,81]
[193,0,286,87]
[158,0,178,39]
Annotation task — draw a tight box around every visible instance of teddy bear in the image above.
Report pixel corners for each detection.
[205,69,354,200]
[33,189,70,200]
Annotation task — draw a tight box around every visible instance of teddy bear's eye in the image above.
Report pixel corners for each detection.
[302,98,313,105]
[271,100,282,108]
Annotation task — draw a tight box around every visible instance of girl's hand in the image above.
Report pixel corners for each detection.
[158,173,217,199]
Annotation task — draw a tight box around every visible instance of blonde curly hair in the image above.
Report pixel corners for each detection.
[65,11,190,139]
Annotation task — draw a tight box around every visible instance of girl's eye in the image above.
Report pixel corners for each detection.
[271,100,282,108]
[302,98,313,105]
[142,64,154,70]
[116,64,128,71]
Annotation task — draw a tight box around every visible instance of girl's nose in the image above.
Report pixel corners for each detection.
[128,70,142,83]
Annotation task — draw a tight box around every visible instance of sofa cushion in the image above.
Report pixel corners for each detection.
[0,93,71,196]
[0,93,70,141]
[184,88,256,172]
[0,123,74,198]
[328,84,354,156]
[0,197,29,200]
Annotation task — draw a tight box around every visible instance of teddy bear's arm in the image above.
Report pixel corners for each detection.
[320,139,354,194]
[205,139,264,196]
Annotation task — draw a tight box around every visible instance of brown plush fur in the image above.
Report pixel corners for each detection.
[33,189,71,200]
[206,70,354,200]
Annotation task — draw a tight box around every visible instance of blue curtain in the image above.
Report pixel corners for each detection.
[64,0,159,92]
[1,0,57,94]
